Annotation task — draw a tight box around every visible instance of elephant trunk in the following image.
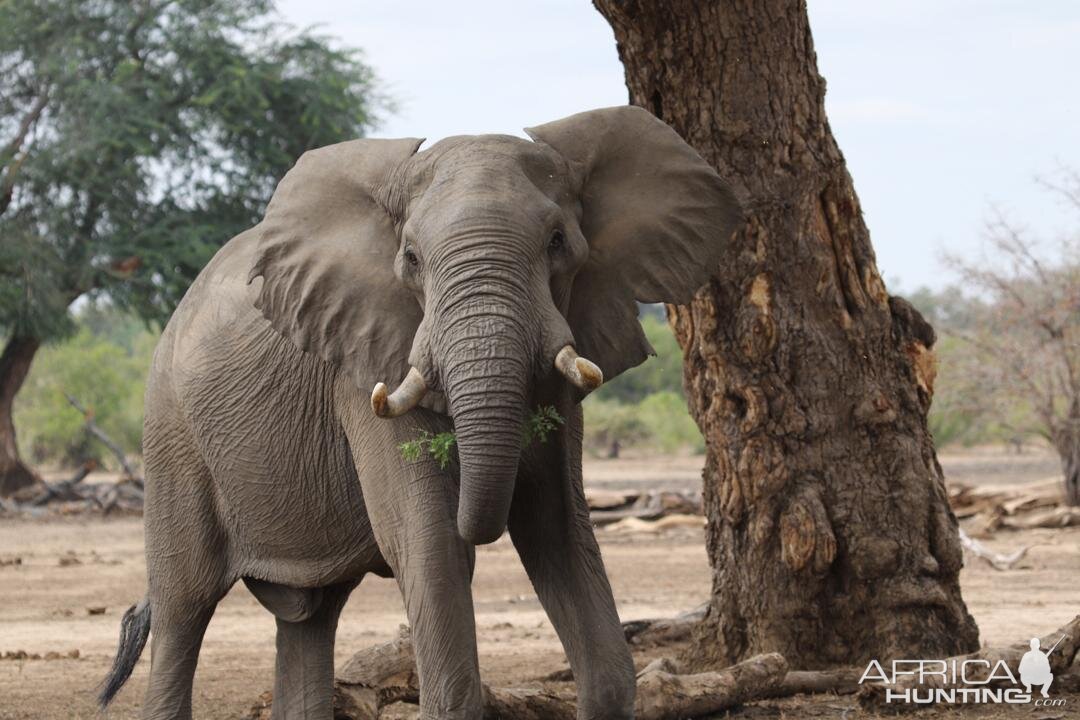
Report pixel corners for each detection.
[450,378,527,545]
[436,298,535,545]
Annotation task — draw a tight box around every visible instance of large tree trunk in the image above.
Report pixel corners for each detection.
[1052,399,1080,506]
[0,335,40,496]
[593,0,979,669]
[1058,437,1080,507]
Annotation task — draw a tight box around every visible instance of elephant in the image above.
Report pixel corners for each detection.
[98,105,742,720]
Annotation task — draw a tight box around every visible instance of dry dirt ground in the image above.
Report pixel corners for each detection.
[1,448,1078,719]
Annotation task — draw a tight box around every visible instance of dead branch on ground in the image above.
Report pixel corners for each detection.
[64,393,141,485]
[957,527,1030,570]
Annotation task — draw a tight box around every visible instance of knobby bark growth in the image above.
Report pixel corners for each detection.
[593,0,979,668]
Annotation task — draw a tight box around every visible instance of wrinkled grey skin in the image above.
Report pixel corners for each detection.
[101,106,741,720]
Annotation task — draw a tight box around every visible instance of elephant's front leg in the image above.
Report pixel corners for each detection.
[509,429,635,719]
[349,418,484,720]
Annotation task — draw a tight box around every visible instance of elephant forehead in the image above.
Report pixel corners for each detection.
[409,135,569,198]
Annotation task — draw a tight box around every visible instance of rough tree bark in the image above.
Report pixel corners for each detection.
[593,0,979,668]
[0,335,40,496]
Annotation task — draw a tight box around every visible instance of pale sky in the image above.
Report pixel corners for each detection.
[276,0,1080,292]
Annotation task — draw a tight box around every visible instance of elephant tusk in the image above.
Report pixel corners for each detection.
[554,345,603,393]
[371,367,429,418]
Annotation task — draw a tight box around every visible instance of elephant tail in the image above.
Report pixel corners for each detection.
[98,596,151,708]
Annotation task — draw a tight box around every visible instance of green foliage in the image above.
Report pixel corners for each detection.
[582,399,649,454]
[593,314,685,404]
[901,283,1055,448]
[584,391,702,455]
[0,0,384,340]
[522,405,565,445]
[14,308,154,466]
[398,431,457,470]
[582,309,702,455]
[398,406,565,468]
[637,391,704,453]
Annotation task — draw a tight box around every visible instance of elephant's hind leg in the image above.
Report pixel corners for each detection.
[141,407,232,719]
[142,595,220,720]
[141,515,231,720]
[271,581,357,720]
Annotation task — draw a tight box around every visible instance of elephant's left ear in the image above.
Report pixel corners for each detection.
[249,137,424,393]
[526,106,743,382]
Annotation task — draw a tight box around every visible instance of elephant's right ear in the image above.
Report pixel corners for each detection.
[249,138,424,393]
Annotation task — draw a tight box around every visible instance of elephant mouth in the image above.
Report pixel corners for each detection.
[368,345,601,545]
[369,345,602,419]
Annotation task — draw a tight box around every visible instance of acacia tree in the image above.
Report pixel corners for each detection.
[593,0,979,668]
[948,177,1080,505]
[0,0,382,494]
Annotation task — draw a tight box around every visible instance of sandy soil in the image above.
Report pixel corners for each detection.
[1,449,1078,719]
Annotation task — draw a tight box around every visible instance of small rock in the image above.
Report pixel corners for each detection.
[68,649,80,659]
[44,651,61,661]
[0,556,21,567]
[87,606,107,615]
[380,701,421,720]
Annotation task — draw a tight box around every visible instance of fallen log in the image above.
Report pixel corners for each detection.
[1001,506,1080,530]
[583,489,639,510]
[948,478,1062,518]
[28,460,98,506]
[334,625,419,719]
[622,604,706,647]
[253,621,802,720]
[858,614,1080,710]
[766,667,863,698]
[603,514,705,534]
[482,687,575,720]
[589,490,702,526]
[634,652,788,720]
[636,656,861,700]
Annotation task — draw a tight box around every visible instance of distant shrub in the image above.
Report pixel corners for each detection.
[637,391,704,453]
[584,399,651,457]
[14,326,153,467]
[927,334,1032,448]
[584,391,702,456]
[584,311,703,455]
[593,315,686,404]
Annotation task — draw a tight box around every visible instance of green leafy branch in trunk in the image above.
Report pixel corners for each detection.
[398,405,565,469]
[398,431,458,470]
[521,404,565,445]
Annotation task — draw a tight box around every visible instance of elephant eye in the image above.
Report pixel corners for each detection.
[404,248,419,267]
[548,230,565,252]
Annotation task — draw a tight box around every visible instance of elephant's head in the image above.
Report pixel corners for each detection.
[249,106,742,544]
